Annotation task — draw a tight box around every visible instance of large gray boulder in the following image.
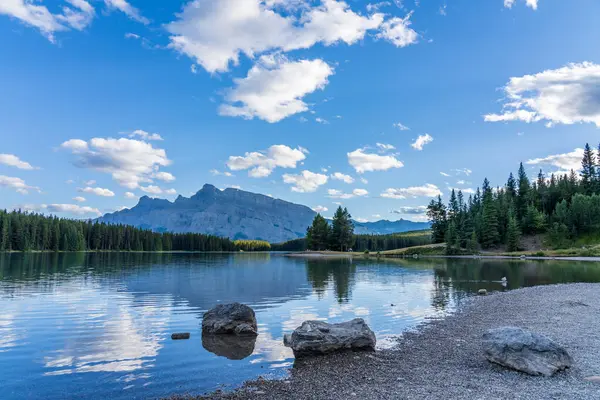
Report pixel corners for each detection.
[284,318,376,357]
[202,303,258,335]
[482,327,573,376]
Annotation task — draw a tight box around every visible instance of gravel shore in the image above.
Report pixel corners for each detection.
[198,283,600,400]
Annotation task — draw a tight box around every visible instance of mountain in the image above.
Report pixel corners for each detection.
[354,219,430,235]
[98,184,430,243]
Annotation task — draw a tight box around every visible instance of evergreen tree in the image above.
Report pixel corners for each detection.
[306,214,331,251]
[581,143,597,194]
[516,162,530,222]
[427,195,447,243]
[330,207,354,251]
[506,208,521,252]
[445,220,460,255]
[480,178,499,248]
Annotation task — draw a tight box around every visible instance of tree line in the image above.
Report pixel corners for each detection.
[0,209,237,252]
[427,142,600,254]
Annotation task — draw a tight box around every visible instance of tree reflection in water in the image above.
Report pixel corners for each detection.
[305,259,356,304]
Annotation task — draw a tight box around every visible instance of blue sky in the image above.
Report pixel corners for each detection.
[1,0,600,223]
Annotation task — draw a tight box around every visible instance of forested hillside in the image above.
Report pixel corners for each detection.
[0,210,235,252]
[427,143,600,254]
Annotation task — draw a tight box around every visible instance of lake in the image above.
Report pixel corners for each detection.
[1,253,600,399]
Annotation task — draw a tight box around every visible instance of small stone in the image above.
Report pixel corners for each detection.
[478,289,487,296]
[585,376,600,383]
[171,332,190,340]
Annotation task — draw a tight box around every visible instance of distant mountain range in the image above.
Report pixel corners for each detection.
[98,184,430,243]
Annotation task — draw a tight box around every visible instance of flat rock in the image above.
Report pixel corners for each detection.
[482,326,573,376]
[284,318,376,357]
[202,303,258,335]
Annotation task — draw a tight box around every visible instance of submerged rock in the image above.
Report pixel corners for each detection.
[482,326,573,376]
[478,289,487,295]
[171,332,190,340]
[202,303,258,335]
[202,333,257,360]
[284,318,376,357]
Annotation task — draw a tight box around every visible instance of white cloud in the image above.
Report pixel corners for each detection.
[61,137,171,189]
[79,186,115,197]
[164,188,177,195]
[448,187,476,195]
[347,148,403,173]
[0,0,94,41]
[453,168,473,176]
[153,171,175,182]
[0,175,41,195]
[219,55,334,123]
[166,0,385,74]
[84,180,96,186]
[330,172,354,184]
[381,184,441,199]
[315,117,329,124]
[411,133,433,150]
[376,13,418,48]
[393,122,410,130]
[282,170,328,192]
[526,148,584,172]
[128,129,163,141]
[125,192,136,199]
[140,185,163,195]
[327,188,368,199]
[104,0,148,24]
[210,169,233,177]
[66,179,75,184]
[391,206,427,215]
[355,217,369,223]
[376,143,395,152]
[484,62,600,128]
[227,144,306,177]
[366,2,391,12]
[72,196,86,203]
[20,203,102,216]
[504,0,538,10]
[0,154,38,170]
[440,172,450,177]
[312,205,328,213]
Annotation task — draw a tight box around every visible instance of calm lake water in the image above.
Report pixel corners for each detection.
[1,253,600,399]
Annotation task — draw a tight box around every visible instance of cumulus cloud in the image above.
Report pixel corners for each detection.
[128,129,163,141]
[393,122,410,130]
[0,154,38,170]
[125,192,136,199]
[312,205,329,213]
[411,134,433,150]
[376,13,418,47]
[440,172,450,177]
[330,172,354,184]
[210,169,233,177]
[484,62,600,128]
[166,0,385,73]
[381,184,441,199]
[227,144,307,177]
[526,148,584,172]
[0,175,41,194]
[391,206,428,215]
[282,170,328,192]
[72,196,86,203]
[327,188,368,199]
[61,137,172,190]
[504,0,538,10]
[17,203,102,216]
[104,0,148,24]
[0,0,95,41]
[153,172,175,182]
[79,186,115,197]
[219,55,334,123]
[347,148,403,173]
[376,143,395,152]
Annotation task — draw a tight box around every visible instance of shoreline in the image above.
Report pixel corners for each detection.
[191,283,600,400]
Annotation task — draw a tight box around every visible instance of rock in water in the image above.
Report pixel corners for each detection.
[478,289,487,295]
[202,303,258,335]
[284,318,376,357]
[171,332,190,340]
[482,327,573,376]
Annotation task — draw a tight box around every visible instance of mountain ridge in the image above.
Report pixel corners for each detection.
[98,184,430,242]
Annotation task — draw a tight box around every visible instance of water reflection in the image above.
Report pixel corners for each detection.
[202,334,257,360]
[1,253,600,400]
